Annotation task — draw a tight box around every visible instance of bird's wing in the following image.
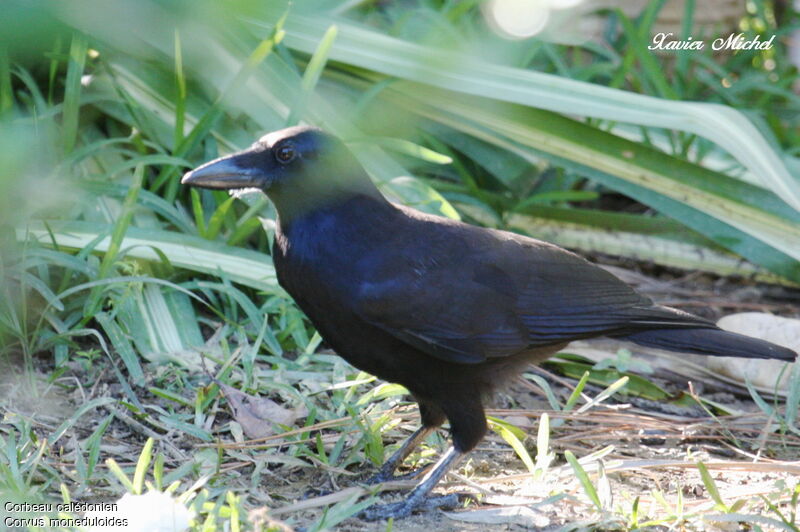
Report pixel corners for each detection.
[355,222,712,365]
[505,242,712,343]
[355,263,530,364]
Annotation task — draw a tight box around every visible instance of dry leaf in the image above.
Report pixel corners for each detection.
[502,415,534,430]
[216,380,305,439]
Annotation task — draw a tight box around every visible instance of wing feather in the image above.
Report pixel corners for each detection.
[354,215,711,364]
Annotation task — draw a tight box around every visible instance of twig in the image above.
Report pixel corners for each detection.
[112,407,187,461]
[447,471,494,495]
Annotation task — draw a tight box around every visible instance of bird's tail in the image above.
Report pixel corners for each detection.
[621,327,797,361]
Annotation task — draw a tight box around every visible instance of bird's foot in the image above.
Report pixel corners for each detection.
[365,465,429,485]
[359,493,460,521]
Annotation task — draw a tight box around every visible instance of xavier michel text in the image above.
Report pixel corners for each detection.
[649,32,776,51]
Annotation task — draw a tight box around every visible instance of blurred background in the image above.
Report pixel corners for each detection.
[1,0,799,530]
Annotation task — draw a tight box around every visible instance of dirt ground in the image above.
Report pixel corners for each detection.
[264,385,800,531]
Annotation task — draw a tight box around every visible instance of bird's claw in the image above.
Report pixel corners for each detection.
[365,466,428,485]
[359,493,460,521]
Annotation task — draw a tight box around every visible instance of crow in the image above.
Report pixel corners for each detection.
[182,125,797,520]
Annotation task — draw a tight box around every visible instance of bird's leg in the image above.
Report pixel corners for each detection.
[367,398,446,484]
[360,446,465,521]
[304,426,435,499]
[366,426,435,484]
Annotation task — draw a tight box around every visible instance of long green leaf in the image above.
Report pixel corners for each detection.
[18,221,280,293]
[287,24,337,126]
[62,34,87,154]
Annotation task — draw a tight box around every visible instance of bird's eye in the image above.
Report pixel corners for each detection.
[275,143,296,164]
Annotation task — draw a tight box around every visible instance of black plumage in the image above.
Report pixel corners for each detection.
[183,125,797,519]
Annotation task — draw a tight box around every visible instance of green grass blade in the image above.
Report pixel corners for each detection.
[106,458,135,493]
[0,47,12,116]
[488,417,535,474]
[155,15,287,200]
[173,29,187,149]
[85,164,144,317]
[523,373,562,411]
[62,34,88,154]
[132,437,155,495]
[697,462,726,511]
[48,397,116,446]
[206,196,236,240]
[565,450,602,511]
[287,24,338,125]
[564,371,590,412]
[576,376,629,414]
[616,5,677,100]
[95,311,145,385]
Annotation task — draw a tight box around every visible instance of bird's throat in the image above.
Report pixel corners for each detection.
[268,177,387,226]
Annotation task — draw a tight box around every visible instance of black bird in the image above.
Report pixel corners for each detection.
[182,126,797,520]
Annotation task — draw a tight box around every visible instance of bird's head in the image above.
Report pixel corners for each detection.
[182,126,381,218]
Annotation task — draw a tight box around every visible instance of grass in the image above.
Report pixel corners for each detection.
[1,0,799,530]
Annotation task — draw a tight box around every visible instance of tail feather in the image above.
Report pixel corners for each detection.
[622,327,797,361]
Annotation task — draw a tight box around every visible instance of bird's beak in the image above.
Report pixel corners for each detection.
[181,151,267,190]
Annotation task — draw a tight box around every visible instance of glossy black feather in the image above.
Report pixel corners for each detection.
[185,126,797,458]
